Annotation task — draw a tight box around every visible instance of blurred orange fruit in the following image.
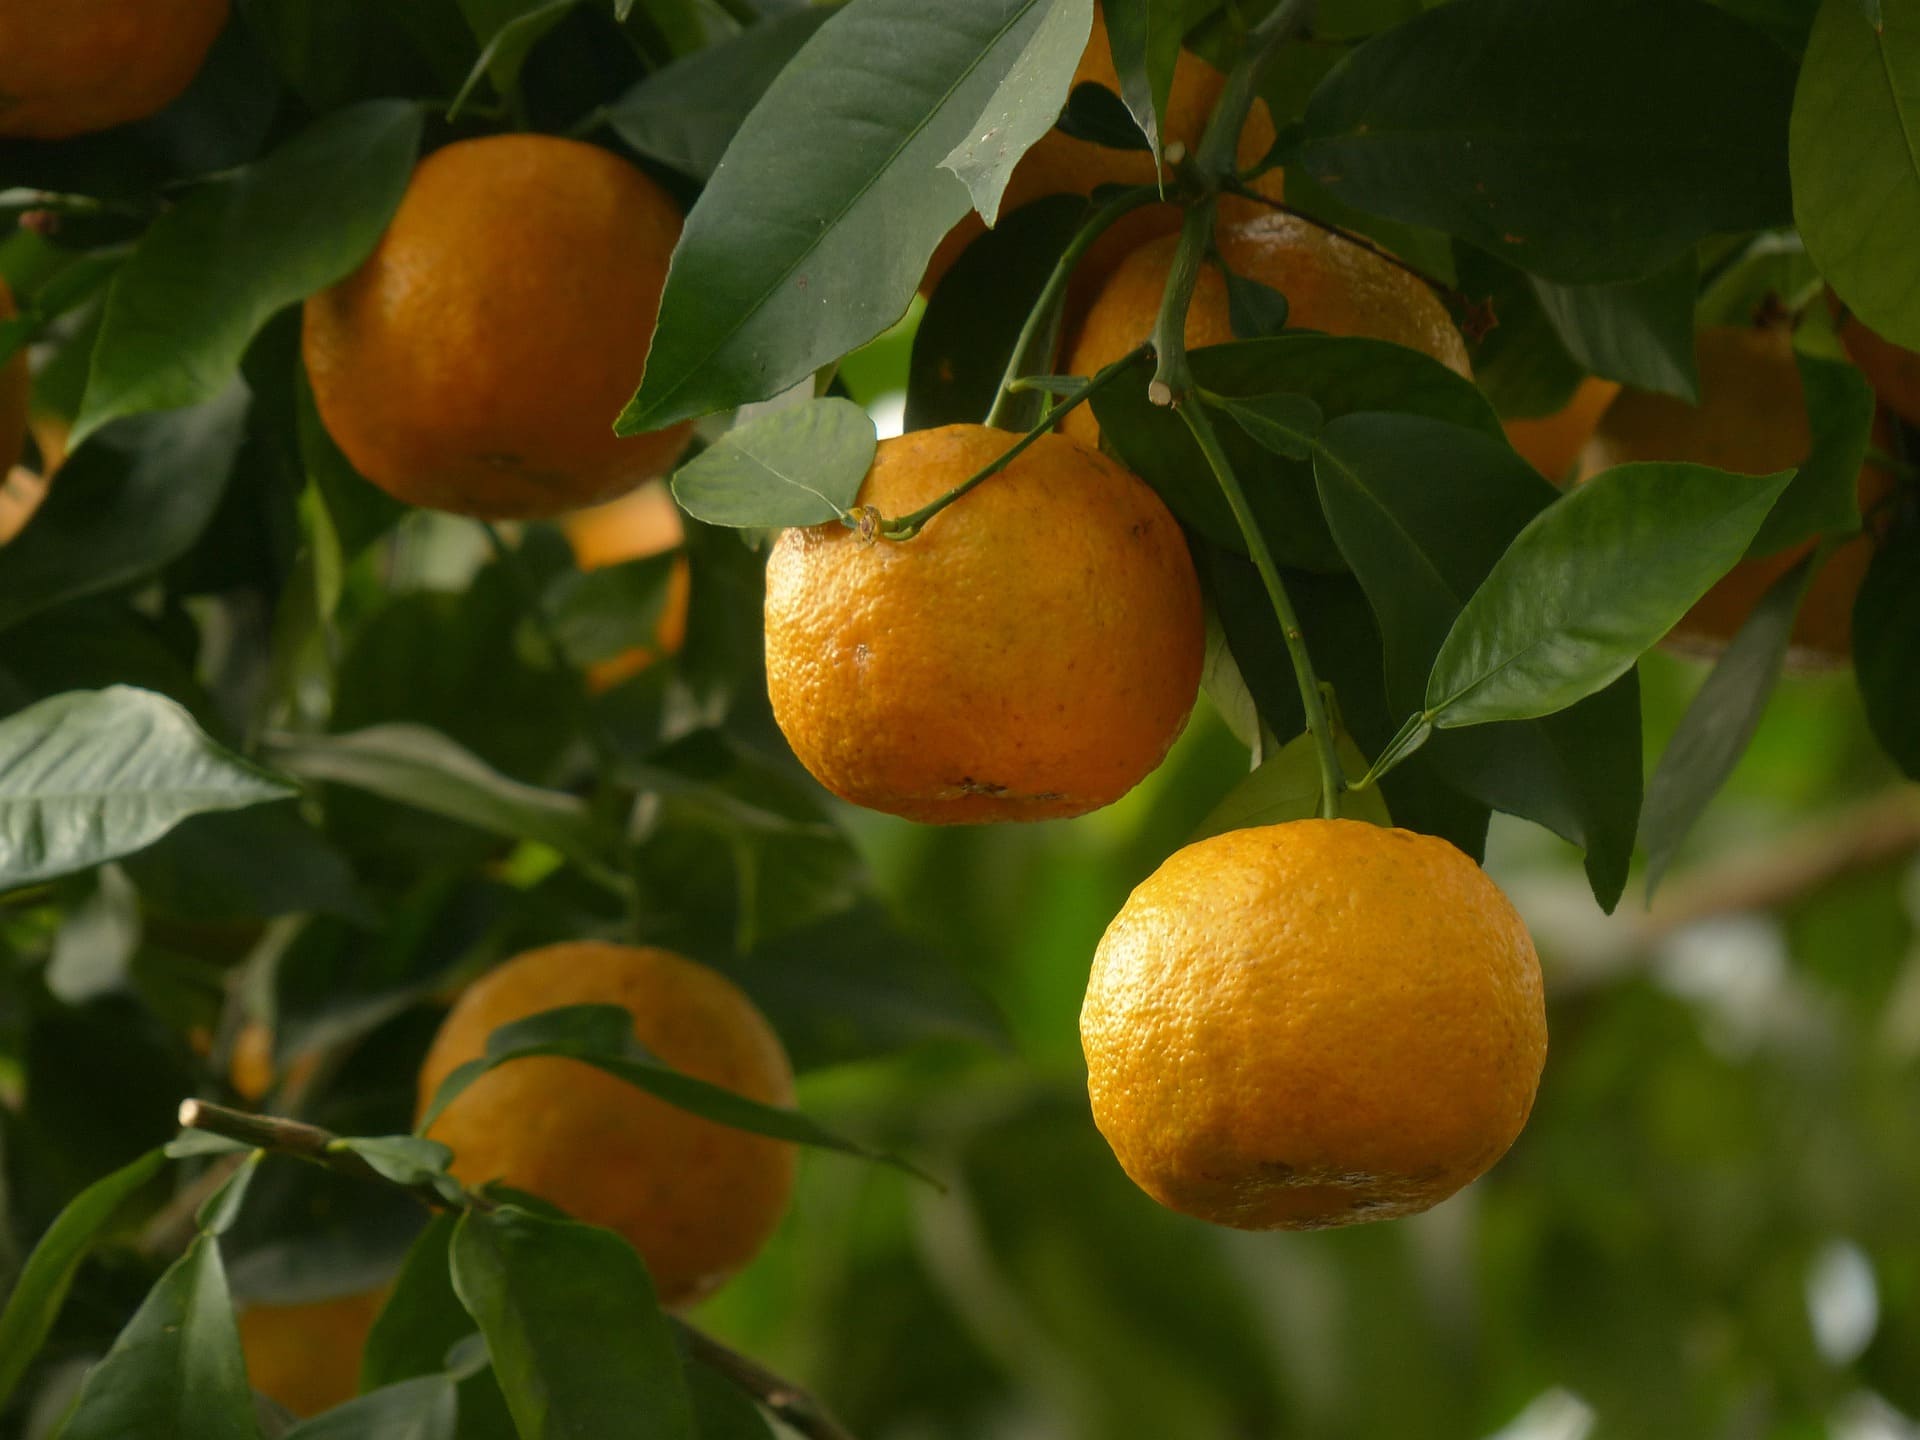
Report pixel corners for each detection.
[1503,376,1621,482]
[304,135,691,520]
[0,0,228,139]
[227,1021,322,1103]
[1061,212,1470,447]
[560,481,691,692]
[1576,324,1894,662]
[237,1289,384,1418]
[764,424,1203,823]
[1837,310,1920,429]
[1082,819,1546,1230]
[418,942,796,1307]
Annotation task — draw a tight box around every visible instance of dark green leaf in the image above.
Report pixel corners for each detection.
[0,390,248,636]
[450,1207,694,1440]
[1640,553,1817,896]
[296,368,407,560]
[56,1236,256,1440]
[1791,0,1920,350]
[361,1216,472,1391]
[331,1136,457,1192]
[1100,0,1192,162]
[1455,247,1585,420]
[687,1363,776,1440]
[1747,349,1877,553]
[1194,729,1389,839]
[1425,461,1796,726]
[121,802,376,925]
[0,687,295,888]
[670,399,876,529]
[1055,81,1153,149]
[618,0,1092,432]
[1296,0,1796,282]
[601,6,837,180]
[1218,263,1291,342]
[0,1148,166,1408]
[73,102,423,442]
[195,1153,264,1236]
[1213,393,1322,460]
[449,0,579,120]
[1854,508,1920,779]
[283,1376,458,1440]
[1529,254,1701,400]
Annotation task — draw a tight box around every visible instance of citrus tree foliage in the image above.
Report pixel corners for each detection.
[1,0,1918,1437]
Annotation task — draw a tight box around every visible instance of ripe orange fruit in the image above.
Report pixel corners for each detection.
[923,4,1284,301]
[1061,213,1470,448]
[1503,376,1622,482]
[237,1289,384,1417]
[560,480,691,692]
[417,942,796,1307]
[303,135,691,520]
[764,424,1203,823]
[1082,819,1546,1230]
[0,0,228,140]
[1576,324,1894,662]
[1838,312,1920,429]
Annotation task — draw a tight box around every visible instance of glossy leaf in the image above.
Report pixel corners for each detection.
[0,687,296,888]
[333,1136,458,1192]
[1792,0,1920,350]
[1529,255,1700,400]
[1295,0,1795,282]
[1214,393,1322,460]
[1101,0,1207,164]
[56,1236,256,1440]
[1748,349,1877,554]
[0,1148,166,1407]
[618,0,1090,432]
[283,1376,459,1440]
[73,101,422,442]
[361,1216,474,1391]
[1854,509,1920,779]
[670,398,876,529]
[1425,461,1796,726]
[450,1206,694,1440]
[1194,729,1389,839]
[1640,552,1817,896]
[1219,263,1292,341]
[601,6,837,180]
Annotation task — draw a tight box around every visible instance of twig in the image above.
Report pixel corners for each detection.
[673,1320,860,1440]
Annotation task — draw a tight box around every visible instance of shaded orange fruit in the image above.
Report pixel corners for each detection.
[418,942,796,1307]
[0,0,227,139]
[237,1289,384,1417]
[1061,212,1470,447]
[1838,311,1920,429]
[304,135,691,520]
[1576,324,1894,662]
[1082,819,1546,1230]
[923,5,1284,302]
[560,480,692,692]
[764,424,1203,823]
[1503,376,1622,482]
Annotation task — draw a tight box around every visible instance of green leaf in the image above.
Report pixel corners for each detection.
[1425,461,1797,726]
[419,1003,932,1182]
[1854,509,1920,779]
[540,553,679,667]
[1311,413,1642,909]
[1213,393,1322,460]
[361,1216,473,1391]
[1791,0,1920,351]
[1194,729,1389,839]
[195,1152,263,1236]
[448,0,578,120]
[1218,263,1292,342]
[264,725,618,885]
[283,1376,459,1440]
[296,367,407,560]
[1640,552,1817,897]
[1101,0,1211,165]
[670,399,876,529]
[0,390,249,636]
[73,101,423,443]
[0,1148,166,1408]
[0,687,296,889]
[331,1136,458,1192]
[1529,254,1701,401]
[1296,0,1796,283]
[1456,247,1585,420]
[450,1207,694,1440]
[617,0,1093,433]
[120,801,376,926]
[687,1363,776,1440]
[55,1236,256,1440]
[1747,349,1877,553]
[601,6,837,180]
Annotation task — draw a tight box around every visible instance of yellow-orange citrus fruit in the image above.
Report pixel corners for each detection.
[0,0,227,140]
[923,5,1284,301]
[417,942,796,1307]
[1503,376,1622,482]
[1576,325,1894,662]
[764,424,1203,824]
[560,480,692,692]
[0,280,26,479]
[1082,819,1546,1230]
[1838,312,1920,429]
[237,1290,384,1418]
[303,135,691,520]
[227,1021,322,1103]
[1062,213,1470,448]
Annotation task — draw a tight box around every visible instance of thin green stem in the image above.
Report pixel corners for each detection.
[878,345,1152,540]
[985,185,1162,430]
[1149,202,1215,403]
[1182,401,1346,817]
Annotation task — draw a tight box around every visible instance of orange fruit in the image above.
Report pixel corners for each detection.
[303,135,691,520]
[764,424,1203,823]
[1838,311,1920,429]
[923,4,1284,302]
[560,480,692,692]
[0,0,227,140]
[1503,376,1622,482]
[417,942,796,1307]
[237,1289,384,1417]
[1061,212,1470,448]
[1576,324,1894,662]
[1081,819,1546,1230]
[227,1021,322,1103]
